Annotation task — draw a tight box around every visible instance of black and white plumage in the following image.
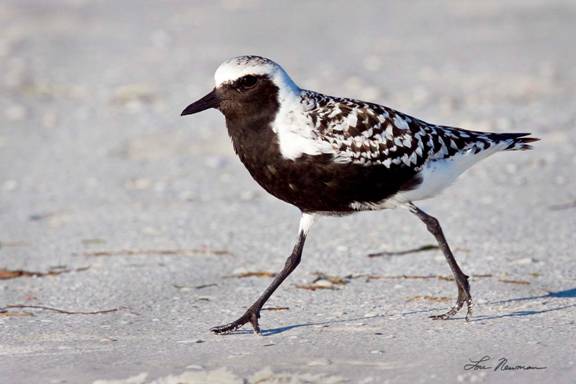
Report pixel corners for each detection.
[181,55,538,334]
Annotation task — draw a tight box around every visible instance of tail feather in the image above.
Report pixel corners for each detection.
[489,132,540,151]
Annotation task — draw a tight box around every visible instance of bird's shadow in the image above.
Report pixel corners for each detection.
[469,287,576,322]
[220,313,390,336]
[228,288,576,336]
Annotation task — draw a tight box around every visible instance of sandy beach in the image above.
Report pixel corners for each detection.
[1,1,575,383]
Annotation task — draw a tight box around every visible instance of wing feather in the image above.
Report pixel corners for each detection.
[301,90,507,170]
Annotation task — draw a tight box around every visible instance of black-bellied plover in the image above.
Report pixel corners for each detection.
[181,55,538,334]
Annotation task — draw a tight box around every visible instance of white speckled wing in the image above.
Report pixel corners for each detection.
[300,90,500,171]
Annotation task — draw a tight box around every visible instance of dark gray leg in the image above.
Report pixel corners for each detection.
[211,213,315,334]
[408,203,472,321]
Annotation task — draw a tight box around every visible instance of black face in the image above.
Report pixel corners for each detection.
[216,74,280,120]
[181,74,280,122]
[233,74,258,91]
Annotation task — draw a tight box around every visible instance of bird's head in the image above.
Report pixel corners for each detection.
[181,55,300,120]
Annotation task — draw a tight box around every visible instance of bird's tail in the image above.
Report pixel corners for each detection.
[490,132,540,151]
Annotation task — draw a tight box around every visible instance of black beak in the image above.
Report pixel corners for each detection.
[181,88,220,116]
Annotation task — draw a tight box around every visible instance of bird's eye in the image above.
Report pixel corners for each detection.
[236,75,258,90]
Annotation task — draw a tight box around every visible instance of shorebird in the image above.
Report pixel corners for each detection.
[181,55,538,335]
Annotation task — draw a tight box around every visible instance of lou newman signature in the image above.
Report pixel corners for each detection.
[464,355,547,371]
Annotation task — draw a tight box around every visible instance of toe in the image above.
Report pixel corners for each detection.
[210,322,238,334]
[249,312,261,334]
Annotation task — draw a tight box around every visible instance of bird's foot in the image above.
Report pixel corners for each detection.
[210,308,261,335]
[430,289,473,321]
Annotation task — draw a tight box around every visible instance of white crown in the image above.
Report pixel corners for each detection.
[214,56,299,93]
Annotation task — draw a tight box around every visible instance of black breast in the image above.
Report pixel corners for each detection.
[220,80,420,213]
[226,121,420,213]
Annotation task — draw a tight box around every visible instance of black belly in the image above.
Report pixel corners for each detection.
[238,151,420,213]
[226,115,420,213]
